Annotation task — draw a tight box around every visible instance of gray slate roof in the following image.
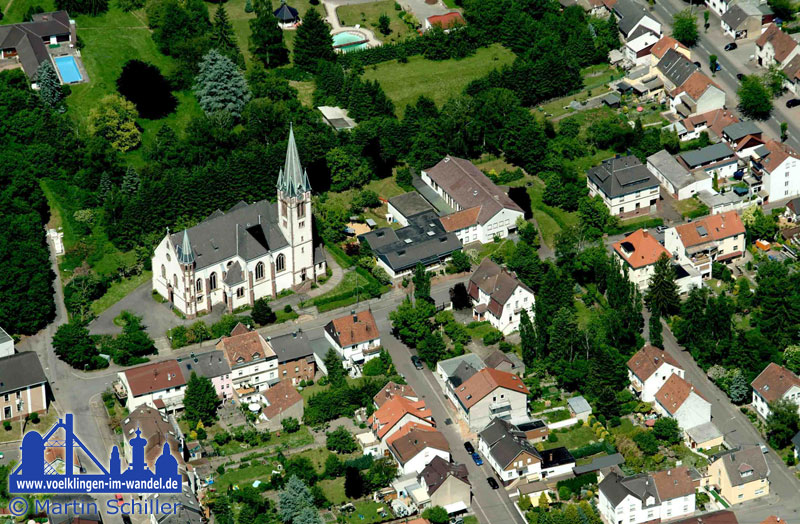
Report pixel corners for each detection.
[449,361,481,388]
[587,155,659,198]
[479,418,541,469]
[178,350,231,381]
[223,260,245,286]
[715,446,769,486]
[685,421,722,444]
[680,143,736,168]
[647,150,694,190]
[573,453,625,475]
[469,258,532,306]
[269,330,315,364]
[437,353,485,379]
[0,326,11,345]
[599,470,660,507]
[657,48,698,88]
[722,121,763,141]
[721,3,757,29]
[613,0,651,36]
[389,192,436,220]
[0,352,48,395]
[0,11,71,77]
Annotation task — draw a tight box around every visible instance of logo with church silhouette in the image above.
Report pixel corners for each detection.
[9,414,181,494]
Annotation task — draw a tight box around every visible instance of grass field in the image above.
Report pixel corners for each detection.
[336,0,413,45]
[319,477,347,504]
[91,271,151,316]
[543,425,596,451]
[525,178,580,248]
[363,44,515,116]
[2,0,56,23]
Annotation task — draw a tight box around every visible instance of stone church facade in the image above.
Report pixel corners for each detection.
[151,127,326,318]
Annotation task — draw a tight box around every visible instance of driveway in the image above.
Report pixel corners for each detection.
[396,0,451,24]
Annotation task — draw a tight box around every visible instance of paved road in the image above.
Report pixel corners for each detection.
[643,0,800,150]
[659,318,800,523]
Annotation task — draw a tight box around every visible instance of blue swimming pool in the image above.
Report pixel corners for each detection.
[54,56,82,83]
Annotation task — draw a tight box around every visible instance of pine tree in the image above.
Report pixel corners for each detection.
[183,371,220,424]
[99,172,113,198]
[250,0,290,67]
[244,0,253,13]
[279,476,313,523]
[37,61,64,111]
[121,166,140,197]
[644,253,680,319]
[324,348,346,388]
[648,314,663,348]
[293,8,335,72]
[212,5,244,67]
[193,49,251,119]
[519,309,537,366]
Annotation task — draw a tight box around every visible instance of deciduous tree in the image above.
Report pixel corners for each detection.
[738,75,773,120]
[672,9,698,47]
[250,0,289,67]
[87,95,141,152]
[766,398,800,448]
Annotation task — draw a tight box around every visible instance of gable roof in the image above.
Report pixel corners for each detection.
[0,11,71,78]
[651,466,694,500]
[681,109,739,139]
[613,0,653,35]
[672,510,739,524]
[655,374,706,415]
[454,367,529,410]
[672,211,745,248]
[567,396,592,415]
[672,71,720,101]
[783,55,800,81]
[627,344,682,381]
[714,446,769,486]
[651,36,687,59]
[679,143,736,168]
[479,418,541,469]
[178,350,231,382]
[756,139,800,174]
[468,258,532,312]
[218,330,275,367]
[121,405,183,470]
[369,396,433,439]
[437,353,486,379]
[439,207,481,232]
[123,360,186,397]
[423,156,523,225]
[374,381,418,408]
[587,155,659,199]
[599,470,660,507]
[426,12,465,29]
[262,380,303,419]
[613,229,671,269]
[484,350,523,372]
[657,48,698,88]
[721,3,758,30]
[324,310,379,349]
[723,121,763,142]
[0,352,48,395]
[751,362,800,403]
[387,422,450,463]
[267,330,316,364]
[757,23,798,63]
[419,456,470,495]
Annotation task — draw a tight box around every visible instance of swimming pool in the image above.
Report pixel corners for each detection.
[332,31,368,52]
[54,56,82,83]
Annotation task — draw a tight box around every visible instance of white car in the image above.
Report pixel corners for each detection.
[760,444,769,454]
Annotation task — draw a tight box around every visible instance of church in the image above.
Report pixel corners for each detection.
[151,127,326,318]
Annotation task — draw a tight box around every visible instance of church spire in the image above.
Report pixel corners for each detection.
[177,229,194,265]
[279,123,311,197]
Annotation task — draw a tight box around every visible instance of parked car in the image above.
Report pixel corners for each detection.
[760,444,769,454]
[724,42,738,51]
[471,452,483,466]
[736,73,745,81]
[464,441,475,454]
[487,477,500,489]
[656,225,667,234]
[411,355,424,370]
[787,99,800,108]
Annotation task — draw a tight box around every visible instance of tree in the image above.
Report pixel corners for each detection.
[344,467,364,499]
[449,282,471,310]
[245,0,253,12]
[212,5,243,66]
[421,507,449,524]
[633,430,659,455]
[645,254,680,319]
[280,416,300,433]
[293,8,335,71]
[184,371,220,425]
[378,13,391,35]
[294,507,322,524]
[116,60,177,119]
[278,476,313,523]
[727,368,750,404]
[52,322,105,370]
[413,263,432,302]
[785,346,800,374]
[672,9,698,47]
[36,61,64,111]
[768,0,794,20]
[766,398,800,448]
[781,122,789,141]
[649,314,663,348]
[250,0,289,67]
[652,417,681,444]
[324,348,346,388]
[326,147,371,191]
[326,426,358,453]
[703,10,709,30]
[520,310,537,367]
[709,54,718,74]
[390,297,435,348]
[252,297,276,325]
[447,250,471,273]
[193,49,251,119]
[87,94,141,152]
[738,75,773,120]
[578,195,613,239]
[324,453,343,478]
[517,218,540,248]
[417,331,446,367]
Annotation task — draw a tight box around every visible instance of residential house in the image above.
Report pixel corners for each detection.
[260,379,303,431]
[749,140,800,201]
[679,143,739,180]
[654,374,712,431]
[516,481,553,506]
[598,467,695,524]
[436,353,485,389]
[117,360,186,412]
[647,150,712,200]
[323,310,381,369]
[784,197,800,221]
[685,421,724,450]
[756,24,799,68]
[624,32,660,66]
[539,447,577,478]
[0,326,13,358]
[664,210,746,277]
[418,456,471,514]
[374,381,419,408]
[420,156,525,244]
[387,422,450,474]
[721,1,773,40]
[177,350,232,399]
[697,190,749,215]
[722,121,763,145]
[750,362,800,419]
[217,324,278,395]
[678,109,739,142]
[268,330,317,385]
[572,453,626,477]
[627,344,685,402]
[669,71,726,118]
[649,36,690,68]
[483,350,525,377]
[0,352,47,422]
[478,417,543,483]
[517,419,549,442]
[0,11,76,80]
[587,155,660,218]
[424,12,465,32]
[368,395,434,450]
[670,510,739,524]
[783,55,800,94]
[708,447,770,504]
[468,258,535,335]
[612,229,673,291]
[612,0,661,40]
[446,367,529,431]
[359,210,462,279]
[120,405,181,471]
[657,48,700,92]
[387,192,436,227]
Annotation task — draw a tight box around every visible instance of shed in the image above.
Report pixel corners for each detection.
[274,1,299,23]
[602,92,621,107]
[567,396,592,421]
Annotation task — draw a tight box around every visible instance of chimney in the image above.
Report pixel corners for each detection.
[353,314,358,322]
[667,470,671,476]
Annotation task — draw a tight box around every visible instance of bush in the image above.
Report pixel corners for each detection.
[281,417,300,433]
[483,329,503,346]
[29,412,40,424]
[547,433,558,443]
[3,421,11,431]
[283,304,293,314]
[556,472,597,494]
[558,485,571,501]
[216,465,225,475]
[326,426,358,453]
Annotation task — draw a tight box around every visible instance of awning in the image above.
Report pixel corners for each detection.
[444,501,468,514]
[716,251,742,262]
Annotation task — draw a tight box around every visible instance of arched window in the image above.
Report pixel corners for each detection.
[161,265,166,280]
[236,287,244,298]
[173,275,178,288]
[209,272,217,290]
[276,254,286,272]
[196,279,203,292]
[255,262,265,280]
[227,261,233,267]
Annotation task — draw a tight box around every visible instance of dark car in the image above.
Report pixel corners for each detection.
[693,61,701,68]
[411,355,424,370]
[787,99,800,108]
[464,441,475,454]
[724,42,738,51]
[736,73,745,81]
[471,452,483,466]
[487,477,500,489]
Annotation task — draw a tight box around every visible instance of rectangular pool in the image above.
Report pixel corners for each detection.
[54,56,82,83]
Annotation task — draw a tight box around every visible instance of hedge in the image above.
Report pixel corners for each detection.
[605,218,664,236]
[324,240,354,268]
[556,472,597,494]
[570,441,616,459]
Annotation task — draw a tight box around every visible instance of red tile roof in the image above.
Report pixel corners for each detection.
[671,71,720,101]
[673,211,745,248]
[651,36,688,59]
[374,381,418,408]
[655,374,706,415]
[751,362,800,403]
[124,360,186,397]
[387,422,450,463]
[217,330,274,366]
[651,466,695,500]
[439,207,480,232]
[325,310,379,349]
[262,380,303,419]
[368,396,433,439]
[613,229,671,269]
[427,12,465,29]
[454,367,529,410]
[627,344,682,381]
[757,23,798,63]
[757,139,800,174]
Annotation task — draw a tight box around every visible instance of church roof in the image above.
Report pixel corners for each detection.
[277,124,311,198]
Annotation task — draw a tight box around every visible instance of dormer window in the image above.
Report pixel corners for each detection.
[237,357,245,363]
[253,352,261,359]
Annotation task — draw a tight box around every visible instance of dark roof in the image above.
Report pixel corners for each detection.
[358,210,461,273]
[573,453,625,475]
[0,352,48,395]
[178,350,231,381]
[0,11,71,78]
[657,48,698,88]
[613,0,651,35]
[419,456,470,495]
[223,260,245,286]
[469,258,532,309]
[479,418,541,469]
[268,330,315,364]
[389,192,436,219]
[0,326,11,345]
[152,491,204,524]
[599,470,660,507]
[669,510,739,524]
[448,360,481,388]
[587,155,659,198]
[715,446,769,486]
[48,495,102,524]
[273,2,299,21]
[679,143,736,168]
[793,431,800,450]
[721,4,755,29]
[540,447,575,469]
[169,200,288,271]
[723,121,763,141]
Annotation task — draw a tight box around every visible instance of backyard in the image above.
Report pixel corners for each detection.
[525,177,580,248]
[336,0,413,45]
[542,424,596,451]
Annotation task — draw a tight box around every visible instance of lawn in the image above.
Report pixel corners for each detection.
[538,64,622,119]
[90,271,151,316]
[675,197,710,219]
[465,321,497,340]
[342,500,391,524]
[319,477,347,504]
[543,425,596,451]
[216,463,275,490]
[363,44,515,116]
[336,0,413,45]
[3,0,56,23]
[544,408,571,423]
[526,177,579,248]
[305,270,372,305]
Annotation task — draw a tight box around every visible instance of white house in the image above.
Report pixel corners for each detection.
[647,150,712,200]
[368,395,434,451]
[421,156,525,244]
[217,324,279,394]
[784,55,800,94]
[756,23,799,69]
[627,344,685,403]
[654,374,712,430]
[151,127,325,317]
[678,143,739,181]
[669,72,726,118]
[612,229,673,292]
[323,310,381,370]
[468,258,535,335]
[612,0,662,40]
[749,140,800,201]
[751,362,800,419]
[0,327,13,358]
[664,211,746,278]
[598,467,696,524]
[117,360,187,412]
[446,367,529,431]
[387,422,450,475]
[624,32,660,66]
[587,155,660,219]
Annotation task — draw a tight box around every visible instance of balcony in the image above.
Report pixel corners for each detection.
[490,399,512,413]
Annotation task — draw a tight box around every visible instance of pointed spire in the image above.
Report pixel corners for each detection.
[279,123,311,197]
[177,229,194,265]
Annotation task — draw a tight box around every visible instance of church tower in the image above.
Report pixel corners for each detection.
[176,229,196,317]
[277,125,314,285]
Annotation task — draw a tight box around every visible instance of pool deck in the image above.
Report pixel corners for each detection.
[323,0,382,48]
[49,47,89,85]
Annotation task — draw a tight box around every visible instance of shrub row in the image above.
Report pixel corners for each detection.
[556,472,597,494]
[570,441,616,459]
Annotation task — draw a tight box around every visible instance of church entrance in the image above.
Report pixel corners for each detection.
[167,284,174,304]
[300,269,307,282]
